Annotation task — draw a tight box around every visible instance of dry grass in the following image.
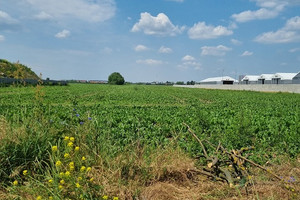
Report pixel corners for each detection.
[91,147,299,200]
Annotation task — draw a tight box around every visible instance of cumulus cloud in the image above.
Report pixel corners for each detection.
[254,16,300,43]
[182,55,195,61]
[241,51,253,56]
[26,0,116,23]
[131,12,184,36]
[231,0,293,22]
[158,46,173,53]
[201,45,232,56]
[231,39,243,45]
[0,35,5,41]
[188,22,233,39]
[178,55,201,70]
[135,45,149,52]
[55,29,70,38]
[232,7,283,22]
[136,59,165,65]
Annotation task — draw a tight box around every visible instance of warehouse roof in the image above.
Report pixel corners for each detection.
[272,73,297,80]
[258,74,273,80]
[200,76,236,83]
[241,75,260,81]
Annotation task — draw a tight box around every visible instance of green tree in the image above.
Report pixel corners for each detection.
[108,72,125,85]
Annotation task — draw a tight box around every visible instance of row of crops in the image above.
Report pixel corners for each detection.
[0,84,299,197]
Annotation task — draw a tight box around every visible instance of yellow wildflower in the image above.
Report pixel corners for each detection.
[23,170,28,176]
[67,142,73,147]
[77,177,83,181]
[75,146,80,151]
[80,166,86,172]
[75,182,80,188]
[102,195,108,200]
[55,161,62,167]
[70,137,75,142]
[86,167,91,172]
[48,179,53,184]
[64,136,69,141]
[70,166,75,171]
[60,179,65,185]
[59,172,64,177]
[65,171,71,177]
[69,162,74,167]
[89,177,94,182]
[49,197,53,200]
[64,153,70,158]
[58,185,63,189]
[81,156,86,161]
[36,196,42,200]
[113,197,119,200]
[51,146,58,152]
[13,180,18,186]
[248,175,252,180]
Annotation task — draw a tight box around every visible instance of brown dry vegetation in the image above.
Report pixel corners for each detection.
[88,146,299,200]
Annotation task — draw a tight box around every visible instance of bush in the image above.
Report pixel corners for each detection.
[108,72,125,85]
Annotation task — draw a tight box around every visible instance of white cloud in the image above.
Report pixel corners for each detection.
[131,12,184,36]
[26,0,116,23]
[0,11,18,24]
[34,11,53,20]
[201,45,232,56]
[158,46,173,53]
[135,45,149,52]
[136,59,165,65]
[188,22,233,39]
[182,55,195,61]
[178,55,202,70]
[231,39,243,45]
[241,51,253,56]
[255,16,300,43]
[289,48,300,52]
[232,7,283,22]
[232,0,290,22]
[0,10,19,30]
[55,29,70,38]
[0,35,5,42]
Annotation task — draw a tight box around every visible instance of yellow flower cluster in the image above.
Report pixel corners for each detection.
[43,136,95,199]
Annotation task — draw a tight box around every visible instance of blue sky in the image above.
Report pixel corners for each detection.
[0,0,300,82]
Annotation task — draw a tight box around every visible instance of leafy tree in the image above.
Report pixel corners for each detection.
[108,72,125,85]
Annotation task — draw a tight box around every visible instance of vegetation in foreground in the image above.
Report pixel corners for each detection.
[0,84,299,199]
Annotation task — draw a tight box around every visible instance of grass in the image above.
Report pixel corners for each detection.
[0,83,299,199]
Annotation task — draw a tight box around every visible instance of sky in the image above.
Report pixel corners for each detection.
[0,0,300,82]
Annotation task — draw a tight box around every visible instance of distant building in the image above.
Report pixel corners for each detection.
[271,73,297,84]
[241,75,260,84]
[292,72,300,84]
[88,80,108,84]
[258,74,273,84]
[199,76,237,85]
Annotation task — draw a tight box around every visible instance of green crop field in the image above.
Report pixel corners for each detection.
[0,84,299,199]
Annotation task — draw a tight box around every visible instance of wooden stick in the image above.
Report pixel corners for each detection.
[183,122,209,159]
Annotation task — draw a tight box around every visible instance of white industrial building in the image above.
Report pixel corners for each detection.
[241,75,260,84]
[271,73,297,84]
[199,76,237,85]
[292,72,300,84]
[258,74,273,84]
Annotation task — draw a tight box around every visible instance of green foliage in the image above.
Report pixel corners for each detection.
[0,59,39,79]
[108,72,125,85]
